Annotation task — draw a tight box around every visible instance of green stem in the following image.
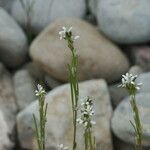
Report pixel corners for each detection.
[130,94,143,150]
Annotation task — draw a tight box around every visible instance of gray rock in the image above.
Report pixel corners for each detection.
[17,79,113,150]
[0,0,14,12]
[11,0,86,33]
[30,18,129,83]
[136,72,150,93]
[0,110,13,150]
[45,74,61,89]
[97,0,150,44]
[13,69,36,110]
[131,46,150,71]
[109,83,128,109]
[114,136,150,150]
[112,93,150,146]
[0,8,28,68]
[89,0,98,16]
[23,62,45,82]
[129,65,143,76]
[0,63,17,145]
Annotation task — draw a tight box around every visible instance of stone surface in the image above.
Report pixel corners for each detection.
[109,83,128,109]
[23,62,45,83]
[0,63,17,145]
[131,46,150,71]
[112,93,150,146]
[13,69,36,110]
[0,110,13,150]
[45,74,61,89]
[136,72,150,93]
[89,0,98,16]
[97,0,150,44]
[128,65,143,76]
[113,135,150,150]
[30,18,129,83]
[0,8,28,68]
[11,0,86,33]
[17,79,113,150]
[0,0,14,12]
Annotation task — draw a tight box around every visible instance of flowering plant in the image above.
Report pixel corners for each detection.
[119,73,143,150]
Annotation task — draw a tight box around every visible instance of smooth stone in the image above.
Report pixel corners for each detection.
[30,18,129,83]
[128,65,143,76]
[17,79,113,150]
[0,110,13,150]
[136,72,150,93]
[97,0,150,44]
[89,0,98,16]
[13,69,36,110]
[109,83,128,109]
[0,8,28,68]
[11,0,86,33]
[131,46,150,71]
[0,63,17,145]
[45,75,61,89]
[0,0,14,11]
[23,62,45,83]
[112,93,150,146]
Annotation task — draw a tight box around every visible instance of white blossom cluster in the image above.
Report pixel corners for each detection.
[35,84,46,97]
[59,26,79,41]
[119,73,142,91]
[58,144,68,150]
[77,97,96,128]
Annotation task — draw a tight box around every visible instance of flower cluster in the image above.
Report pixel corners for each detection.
[77,97,96,129]
[58,144,68,150]
[119,73,142,94]
[35,84,46,97]
[59,26,79,41]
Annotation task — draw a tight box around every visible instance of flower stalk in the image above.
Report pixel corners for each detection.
[33,84,48,150]
[119,73,143,150]
[77,97,96,150]
[59,26,79,150]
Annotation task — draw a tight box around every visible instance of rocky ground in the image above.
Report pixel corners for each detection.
[0,0,150,150]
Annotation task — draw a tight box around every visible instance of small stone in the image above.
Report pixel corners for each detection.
[0,110,13,150]
[0,8,28,68]
[97,0,150,44]
[136,72,150,93]
[131,46,150,71]
[109,83,128,109]
[45,75,61,89]
[13,69,36,110]
[0,63,17,145]
[17,79,113,150]
[11,0,86,33]
[128,65,143,76]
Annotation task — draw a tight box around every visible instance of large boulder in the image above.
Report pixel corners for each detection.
[97,0,150,44]
[30,18,129,83]
[17,79,113,150]
[11,0,86,33]
[0,8,28,68]
[112,93,150,146]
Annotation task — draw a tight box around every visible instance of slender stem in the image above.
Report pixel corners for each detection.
[130,94,143,150]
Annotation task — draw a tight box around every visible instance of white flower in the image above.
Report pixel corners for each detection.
[58,144,68,150]
[59,26,79,41]
[35,84,46,97]
[119,73,142,91]
[77,97,96,128]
